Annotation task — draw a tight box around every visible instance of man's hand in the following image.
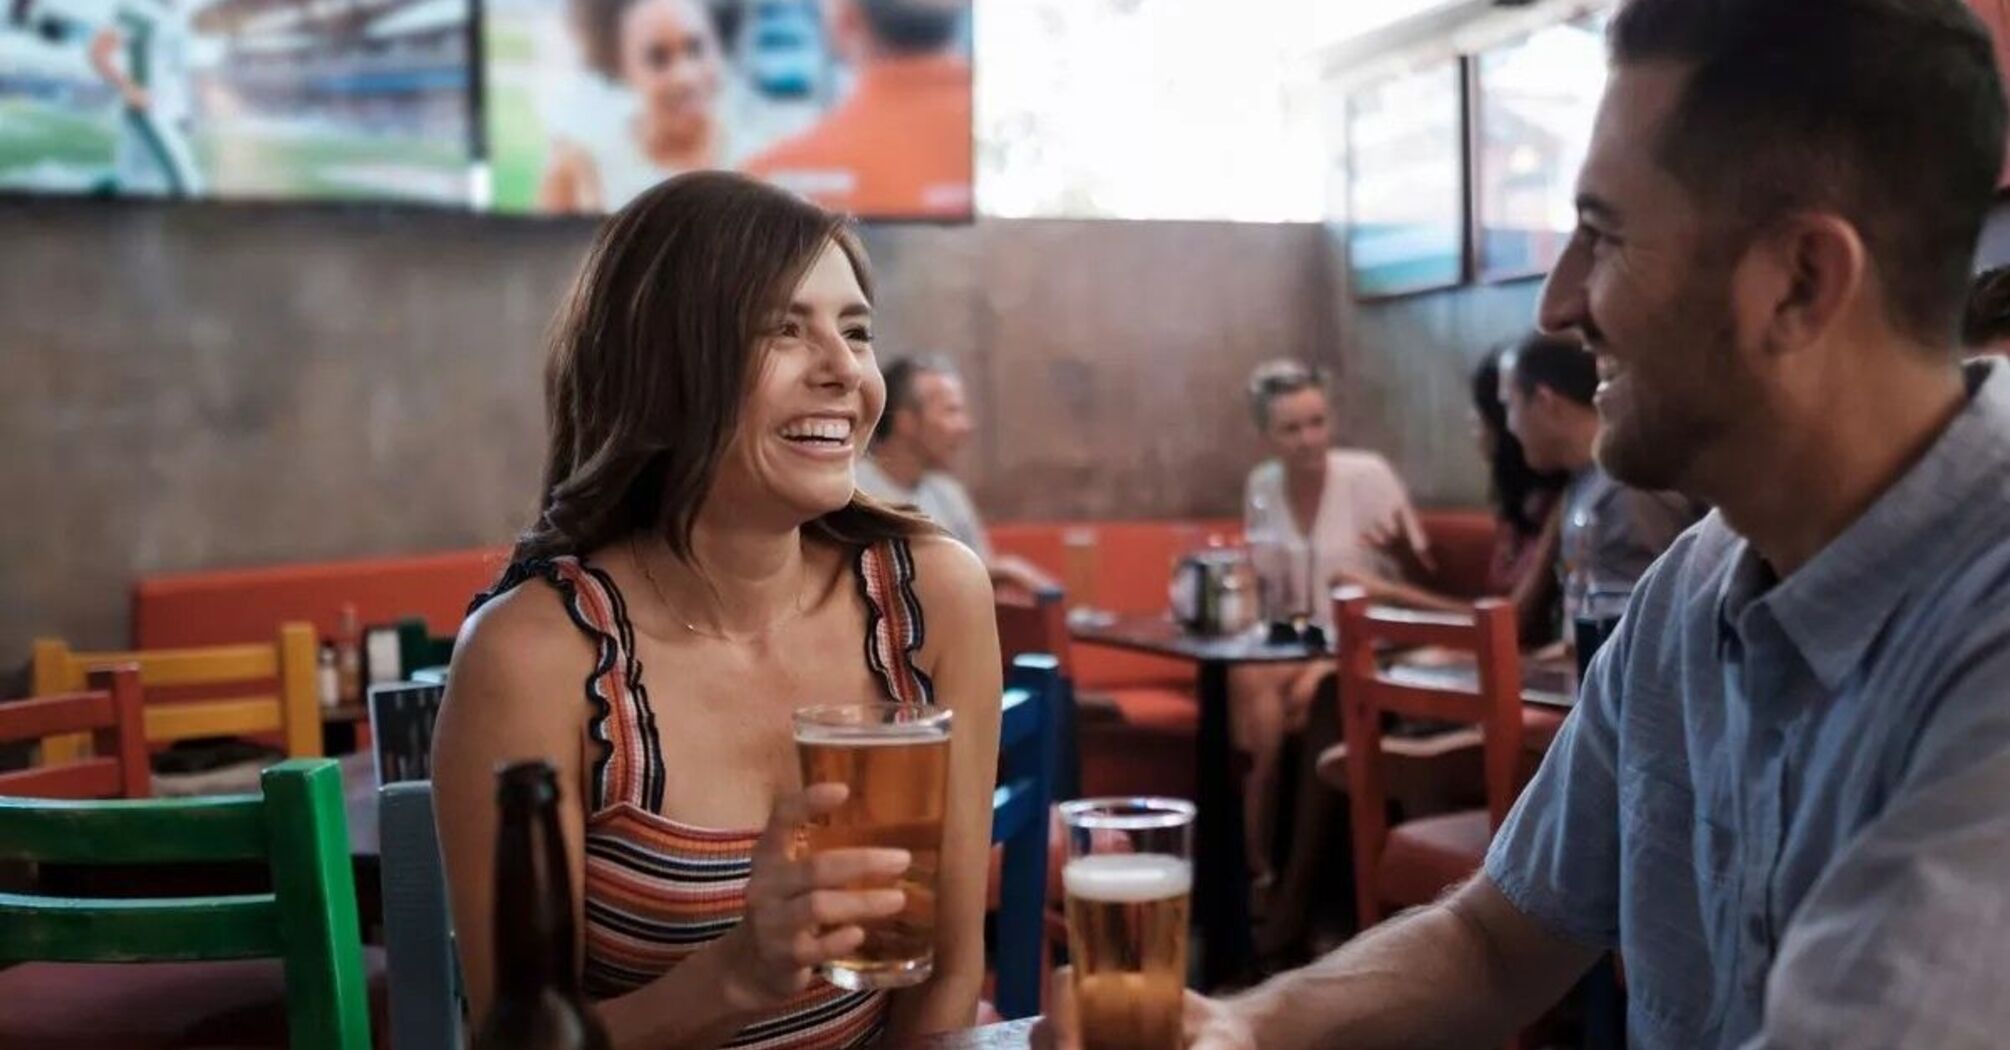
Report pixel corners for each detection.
[1031,966,1255,1050]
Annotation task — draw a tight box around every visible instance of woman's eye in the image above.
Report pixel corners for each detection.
[846,327,873,343]
[774,320,802,339]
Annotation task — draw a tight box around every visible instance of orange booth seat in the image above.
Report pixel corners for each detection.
[133,549,510,651]
[989,509,1499,799]
[990,509,1499,688]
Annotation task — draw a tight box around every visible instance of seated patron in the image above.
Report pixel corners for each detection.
[432,172,1002,1047]
[1500,331,1704,622]
[1228,358,1430,894]
[855,356,1055,594]
[1335,344,1569,645]
[1047,0,2010,1045]
[1962,264,2010,354]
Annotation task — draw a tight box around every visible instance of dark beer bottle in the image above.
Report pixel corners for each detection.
[471,760,611,1050]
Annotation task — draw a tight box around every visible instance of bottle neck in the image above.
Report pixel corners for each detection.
[492,789,578,1000]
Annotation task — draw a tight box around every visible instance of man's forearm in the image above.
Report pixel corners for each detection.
[1229,881,1596,1050]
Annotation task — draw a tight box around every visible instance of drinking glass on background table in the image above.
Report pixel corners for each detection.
[1063,526,1104,626]
[1061,798,1195,1050]
[1573,588,1632,682]
[792,703,953,990]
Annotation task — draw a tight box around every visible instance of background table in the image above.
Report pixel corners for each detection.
[1070,616,1319,988]
[896,1019,1038,1050]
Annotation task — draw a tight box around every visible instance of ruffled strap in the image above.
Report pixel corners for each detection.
[855,538,937,706]
[471,556,664,812]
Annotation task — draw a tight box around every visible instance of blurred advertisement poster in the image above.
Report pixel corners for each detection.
[484,0,972,218]
[2,0,476,202]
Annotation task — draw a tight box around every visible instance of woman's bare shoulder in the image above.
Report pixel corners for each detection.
[902,532,993,618]
[450,578,595,728]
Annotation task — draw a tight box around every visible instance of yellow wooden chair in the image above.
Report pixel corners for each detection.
[31,623,321,763]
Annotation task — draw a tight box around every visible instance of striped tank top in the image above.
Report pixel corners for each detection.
[475,538,936,1049]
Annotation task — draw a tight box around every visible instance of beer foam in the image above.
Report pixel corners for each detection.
[793,726,949,745]
[1063,853,1192,903]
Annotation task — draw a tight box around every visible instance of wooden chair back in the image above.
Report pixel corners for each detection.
[32,622,321,762]
[0,758,371,1050]
[995,584,1072,680]
[1334,589,1524,926]
[0,667,150,799]
[991,654,1062,1019]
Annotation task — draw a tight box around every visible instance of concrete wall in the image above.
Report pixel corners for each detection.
[1318,231,1546,510]
[1,200,1320,656]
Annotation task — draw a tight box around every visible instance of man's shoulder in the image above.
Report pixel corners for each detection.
[918,470,975,502]
[1624,510,1738,627]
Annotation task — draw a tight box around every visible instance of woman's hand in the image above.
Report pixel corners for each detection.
[716,783,912,1011]
[1334,567,1401,602]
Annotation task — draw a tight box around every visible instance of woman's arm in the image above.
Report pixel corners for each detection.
[1504,504,1563,647]
[885,536,1004,1038]
[435,586,903,1050]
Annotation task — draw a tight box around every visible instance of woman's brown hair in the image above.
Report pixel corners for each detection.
[514,171,931,564]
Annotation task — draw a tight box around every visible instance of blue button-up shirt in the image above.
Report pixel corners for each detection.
[1487,358,2010,1049]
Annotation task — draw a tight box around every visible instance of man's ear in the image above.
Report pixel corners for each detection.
[1747,212,1866,358]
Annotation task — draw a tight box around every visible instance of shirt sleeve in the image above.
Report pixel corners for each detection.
[1483,598,1628,948]
[1740,638,2010,1050]
[940,477,993,561]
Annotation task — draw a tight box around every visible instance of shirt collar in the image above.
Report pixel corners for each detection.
[1716,358,2010,691]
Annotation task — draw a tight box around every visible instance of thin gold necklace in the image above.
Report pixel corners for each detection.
[630,535,810,643]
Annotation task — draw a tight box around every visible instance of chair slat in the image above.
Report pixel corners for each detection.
[991,777,1038,843]
[0,794,266,863]
[0,891,282,962]
[1365,677,1491,725]
[72,644,280,688]
[144,697,283,743]
[998,686,1036,751]
[0,692,116,742]
[1355,606,1486,649]
[0,757,122,800]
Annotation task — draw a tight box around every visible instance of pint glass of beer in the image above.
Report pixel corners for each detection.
[792,703,952,990]
[1060,798,1196,1050]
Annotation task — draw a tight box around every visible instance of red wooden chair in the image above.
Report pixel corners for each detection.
[0,666,150,799]
[1334,590,1526,928]
[995,583,1072,681]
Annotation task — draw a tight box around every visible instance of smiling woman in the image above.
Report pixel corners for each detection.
[430,170,1004,1050]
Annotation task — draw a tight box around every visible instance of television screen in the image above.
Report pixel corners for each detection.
[482,0,973,219]
[1473,14,1607,281]
[1346,58,1465,298]
[1,0,477,203]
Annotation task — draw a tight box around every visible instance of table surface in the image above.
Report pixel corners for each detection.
[895,1019,1037,1050]
[1070,614,1322,665]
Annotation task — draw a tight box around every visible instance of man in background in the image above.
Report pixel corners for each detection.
[744,0,970,217]
[858,357,1054,592]
[1962,264,2010,353]
[1500,331,1701,613]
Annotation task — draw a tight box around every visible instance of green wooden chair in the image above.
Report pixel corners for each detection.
[0,758,371,1050]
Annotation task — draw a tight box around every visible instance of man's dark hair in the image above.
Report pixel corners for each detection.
[1609,0,2007,347]
[859,0,963,55]
[1507,333,1600,407]
[1963,265,2010,348]
[876,355,956,442]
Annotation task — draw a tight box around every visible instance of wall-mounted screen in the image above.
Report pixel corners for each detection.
[1,0,477,203]
[1346,58,1465,299]
[1472,13,1607,281]
[482,0,973,220]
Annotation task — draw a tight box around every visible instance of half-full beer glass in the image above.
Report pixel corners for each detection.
[792,703,952,990]
[1061,798,1195,1050]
